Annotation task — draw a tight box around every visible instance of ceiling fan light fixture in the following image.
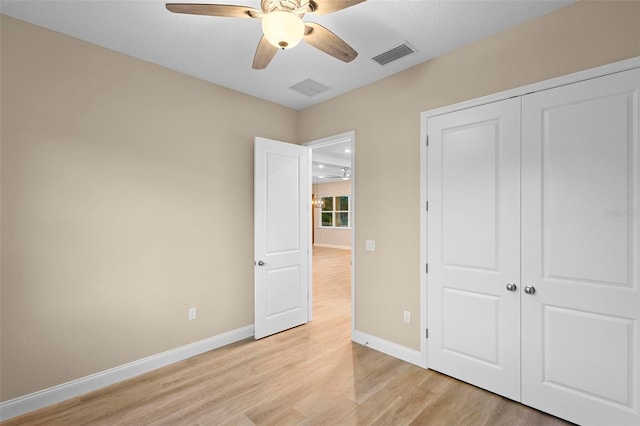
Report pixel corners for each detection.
[262,10,304,49]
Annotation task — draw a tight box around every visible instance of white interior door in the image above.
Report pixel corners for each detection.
[427,98,521,400]
[521,69,640,425]
[254,137,310,340]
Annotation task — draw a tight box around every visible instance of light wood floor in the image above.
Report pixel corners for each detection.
[3,247,571,425]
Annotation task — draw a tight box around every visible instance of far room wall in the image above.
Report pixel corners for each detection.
[313,180,352,249]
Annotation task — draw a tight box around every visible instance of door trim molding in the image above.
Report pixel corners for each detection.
[419,56,640,369]
[304,131,356,337]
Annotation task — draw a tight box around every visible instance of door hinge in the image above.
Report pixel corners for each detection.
[426,201,429,211]
[425,328,429,339]
[425,135,429,147]
[425,263,429,274]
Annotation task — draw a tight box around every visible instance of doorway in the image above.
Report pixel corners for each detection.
[305,132,355,336]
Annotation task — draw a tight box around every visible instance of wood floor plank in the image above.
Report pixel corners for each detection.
[218,413,256,426]
[367,372,438,425]
[348,364,423,425]
[299,394,358,426]
[1,247,571,426]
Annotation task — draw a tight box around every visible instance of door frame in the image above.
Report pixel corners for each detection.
[304,131,356,337]
[420,56,640,369]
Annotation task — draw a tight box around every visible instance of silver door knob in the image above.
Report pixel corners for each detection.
[506,283,517,292]
[524,286,536,295]
[256,260,265,266]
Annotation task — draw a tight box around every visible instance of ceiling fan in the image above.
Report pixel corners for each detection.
[165,0,366,69]
[317,167,351,180]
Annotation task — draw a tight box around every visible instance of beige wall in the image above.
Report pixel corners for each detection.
[0,15,297,401]
[1,0,640,404]
[313,180,351,248]
[298,0,640,350]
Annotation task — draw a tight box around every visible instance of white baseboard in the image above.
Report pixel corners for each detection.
[0,325,255,422]
[352,330,426,368]
[313,243,351,250]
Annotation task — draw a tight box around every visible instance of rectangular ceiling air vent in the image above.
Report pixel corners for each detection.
[290,79,329,97]
[372,43,416,66]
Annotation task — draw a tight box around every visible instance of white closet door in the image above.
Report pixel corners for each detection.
[427,98,521,400]
[521,69,640,425]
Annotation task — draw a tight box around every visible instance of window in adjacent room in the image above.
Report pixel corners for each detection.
[321,195,350,228]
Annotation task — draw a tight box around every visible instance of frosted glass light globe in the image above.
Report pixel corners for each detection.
[262,11,305,49]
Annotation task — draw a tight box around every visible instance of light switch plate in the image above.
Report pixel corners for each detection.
[366,240,376,251]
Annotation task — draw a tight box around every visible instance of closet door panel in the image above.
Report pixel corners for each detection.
[428,98,521,401]
[521,68,640,426]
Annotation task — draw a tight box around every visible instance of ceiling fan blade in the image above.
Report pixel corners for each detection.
[252,36,278,69]
[165,3,262,19]
[310,0,366,15]
[303,23,357,63]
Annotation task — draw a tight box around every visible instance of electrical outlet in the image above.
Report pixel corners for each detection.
[403,310,411,324]
[188,307,197,321]
[366,240,376,251]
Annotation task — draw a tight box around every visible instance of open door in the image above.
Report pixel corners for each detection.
[254,137,310,339]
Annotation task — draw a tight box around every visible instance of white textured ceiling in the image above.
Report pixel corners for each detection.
[312,138,352,181]
[0,0,573,110]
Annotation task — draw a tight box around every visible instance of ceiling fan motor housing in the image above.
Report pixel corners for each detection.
[261,0,313,14]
